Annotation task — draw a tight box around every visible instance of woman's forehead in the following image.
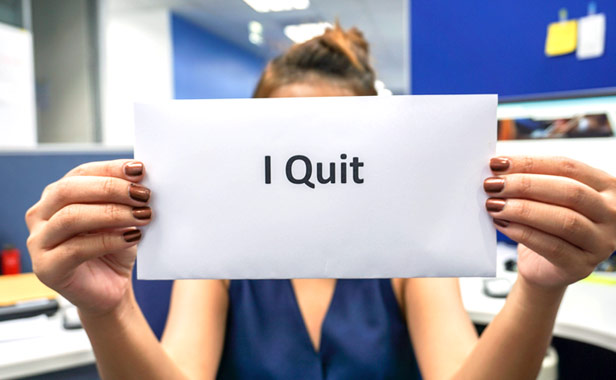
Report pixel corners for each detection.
[269,82,356,98]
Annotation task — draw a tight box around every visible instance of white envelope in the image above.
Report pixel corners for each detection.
[134,95,497,279]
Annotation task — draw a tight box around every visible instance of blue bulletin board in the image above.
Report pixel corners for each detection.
[411,1,616,98]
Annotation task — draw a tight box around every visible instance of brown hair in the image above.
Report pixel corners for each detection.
[253,23,377,97]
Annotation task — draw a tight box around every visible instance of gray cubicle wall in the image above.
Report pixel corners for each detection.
[0,149,131,271]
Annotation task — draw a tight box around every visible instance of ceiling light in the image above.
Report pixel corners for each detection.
[249,21,263,34]
[243,0,310,13]
[284,22,332,43]
[249,33,264,45]
[248,21,264,46]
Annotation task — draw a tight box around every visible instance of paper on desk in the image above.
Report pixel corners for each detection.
[134,95,497,279]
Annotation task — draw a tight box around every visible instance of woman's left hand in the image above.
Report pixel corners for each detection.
[484,156,616,289]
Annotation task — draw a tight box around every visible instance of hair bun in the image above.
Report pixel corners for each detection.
[252,21,377,97]
[319,23,370,70]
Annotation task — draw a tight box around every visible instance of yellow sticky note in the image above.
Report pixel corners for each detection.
[545,20,578,56]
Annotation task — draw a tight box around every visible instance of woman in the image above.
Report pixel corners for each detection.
[26,25,616,379]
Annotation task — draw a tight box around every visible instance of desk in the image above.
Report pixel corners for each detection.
[1,245,614,378]
[0,312,94,379]
[460,244,616,352]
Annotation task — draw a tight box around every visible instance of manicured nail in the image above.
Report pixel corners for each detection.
[123,229,142,242]
[124,162,143,177]
[132,207,151,220]
[493,219,510,228]
[486,198,506,212]
[484,177,505,193]
[490,157,510,172]
[129,183,150,202]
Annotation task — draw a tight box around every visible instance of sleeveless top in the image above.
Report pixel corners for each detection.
[216,279,420,379]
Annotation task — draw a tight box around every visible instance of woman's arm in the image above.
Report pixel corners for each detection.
[161,280,229,379]
[26,160,228,379]
[405,277,563,380]
[405,156,616,380]
[80,279,228,380]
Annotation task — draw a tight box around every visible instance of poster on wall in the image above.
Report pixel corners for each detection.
[0,22,36,147]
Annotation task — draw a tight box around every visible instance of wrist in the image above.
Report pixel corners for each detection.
[512,275,566,314]
[78,288,136,324]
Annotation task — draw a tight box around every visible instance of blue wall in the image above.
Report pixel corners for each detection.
[171,13,266,99]
[411,1,616,98]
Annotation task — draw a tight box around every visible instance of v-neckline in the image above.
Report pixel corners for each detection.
[287,279,341,355]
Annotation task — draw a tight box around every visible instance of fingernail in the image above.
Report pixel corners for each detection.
[132,207,151,220]
[484,177,505,193]
[123,229,142,242]
[490,157,510,172]
[493,219,510,228]
[486,198,506,212]
[124,162,143,177]
[129,183,150,202]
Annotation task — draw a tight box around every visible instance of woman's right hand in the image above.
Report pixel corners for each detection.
[25,160,152,317]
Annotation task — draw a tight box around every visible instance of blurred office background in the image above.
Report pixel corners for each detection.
[1,0,615,379]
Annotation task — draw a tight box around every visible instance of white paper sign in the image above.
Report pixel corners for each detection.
[577,13,606,60]
[134,95,497,279]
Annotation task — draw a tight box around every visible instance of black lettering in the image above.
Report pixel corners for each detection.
[317,162,335,184]
[286,155,315,189]
[350,157,364,183]
[340,154,347,183]
[264,156,271,184]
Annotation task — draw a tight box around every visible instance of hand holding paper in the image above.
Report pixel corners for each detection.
[134,95,498,279]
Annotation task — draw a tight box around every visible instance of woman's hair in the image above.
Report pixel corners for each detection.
[253,23,377,97]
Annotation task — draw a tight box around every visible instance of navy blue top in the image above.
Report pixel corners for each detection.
[217,279,420,379]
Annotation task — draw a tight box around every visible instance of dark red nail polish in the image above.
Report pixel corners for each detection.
[123,229,142,242]
[486,198,506,212]
[124,162,143,177]
[484,177,505,193]
[129,183,150,202]
[493,219,510,228]
[132,207,151,220]
[490,157,510,172]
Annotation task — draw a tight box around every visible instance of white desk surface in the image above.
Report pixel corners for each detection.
[0,245,614,379]
[460,243,616,352]
[0,312,94,379]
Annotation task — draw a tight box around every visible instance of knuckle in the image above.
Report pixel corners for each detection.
[26,233,37,250]
[561,214,581,236]
[61,244,82,267]
[99,233,114,252]
[41,182,56,199]
[71,164,87,177]
[518,175,533,197]
[54,205,79,230]
[31,256,52,286]
[548,240,567,261]
[101,177,116,197]
[557,157,579,178]
[25,205,38,226]
[564,184,585,206]
[521,157,535,173]
[103,203,122,223]
[53,180,72,203]
[515,200,532,219]
[519,226,535,243]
